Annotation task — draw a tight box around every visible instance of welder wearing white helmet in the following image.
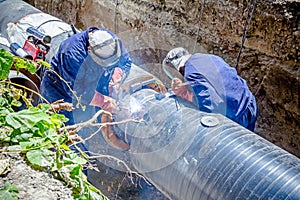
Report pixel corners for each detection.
[88,29,131,114]
[164,47,257,131]
[88,29,122,68]
[40,27,132,125]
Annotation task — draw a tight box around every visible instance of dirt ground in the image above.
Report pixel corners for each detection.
[0,150,73,200]
[86,161,168,200]
[0,149,169,200]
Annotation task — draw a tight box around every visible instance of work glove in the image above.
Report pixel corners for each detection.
[171,77,194,103]
[90,91,119,113]
[108,67,125,98]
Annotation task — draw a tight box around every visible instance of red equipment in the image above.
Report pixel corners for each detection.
[22,35,49,61]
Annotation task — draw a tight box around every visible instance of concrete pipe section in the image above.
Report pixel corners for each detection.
[0,0,299,199]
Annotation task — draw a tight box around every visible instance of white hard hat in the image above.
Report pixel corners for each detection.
[165,47,191,71]
[89,30,121,68]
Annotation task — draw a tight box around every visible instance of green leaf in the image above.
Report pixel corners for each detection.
[12,133,33,142]
[71,156,87,165]
[28,138,53,149]
[14,57,36,74]
[5,116,23,129]
[60,143,71,151]
[20,125,30,133]
[0,182,19,200]
[50,113,69,126]
[77,193,89,200]
[0,49,14,80]
[65,152,87,164]
[6,107,52,129]
[70,164,82,176]
[37,103,51,111]
[63,153,87,166]
[37,60,51,69]
[43,129,59,143]
[89,190,105,200]
[26,149,53,167]
[10,99,22,107]
[0,126,13,141]
[19,141,33,150]
[7,145,21,151]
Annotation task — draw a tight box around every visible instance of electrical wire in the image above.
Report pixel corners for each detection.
[113,0,124,33]
[193,0,206,54]
[235,0,257,71]
[162,58,174,80]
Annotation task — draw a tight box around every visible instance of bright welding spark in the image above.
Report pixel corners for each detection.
[129,97,143,114]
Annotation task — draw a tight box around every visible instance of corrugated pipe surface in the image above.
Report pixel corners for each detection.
[0,0,299,199]
[114,84,300,200]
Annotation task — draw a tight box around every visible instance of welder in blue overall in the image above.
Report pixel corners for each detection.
[164,47,258,131]
[40,27,132,125]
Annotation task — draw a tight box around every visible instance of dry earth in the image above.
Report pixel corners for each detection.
[0,149,73,200]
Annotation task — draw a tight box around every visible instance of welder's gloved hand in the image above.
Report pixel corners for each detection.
[90,91,120,113]
[108,67,125,97]
[111,67,125,84]
[171,77,194,103]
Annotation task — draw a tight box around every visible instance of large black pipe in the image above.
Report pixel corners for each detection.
[114,85,300,199]
[0,0,41,38]
[0,1,299,200]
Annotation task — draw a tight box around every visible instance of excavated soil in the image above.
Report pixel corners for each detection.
[0,150,73,200]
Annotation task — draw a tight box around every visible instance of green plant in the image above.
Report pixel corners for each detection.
[0,181,18,200]
[0,49,108,200]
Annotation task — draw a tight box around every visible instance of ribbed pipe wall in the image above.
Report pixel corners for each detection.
[0,1,300,199]
[117,87,300,200]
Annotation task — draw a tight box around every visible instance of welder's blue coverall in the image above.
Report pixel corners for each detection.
[184,53,257,131]
[40,27,131,125]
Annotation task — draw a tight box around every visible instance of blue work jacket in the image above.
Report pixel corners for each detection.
[40,27,131,124]
[184,53,257,131]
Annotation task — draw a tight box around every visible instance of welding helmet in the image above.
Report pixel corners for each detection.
[89,30,121,69]
[164,47,191,71]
